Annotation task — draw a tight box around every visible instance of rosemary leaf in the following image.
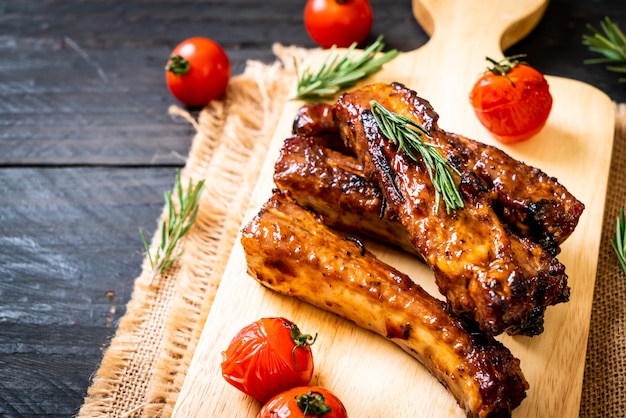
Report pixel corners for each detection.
[611,207,626,275]
[140,170,205,283]
[294,35,400,100]
[369,101,464,214]
[583,17,626,83]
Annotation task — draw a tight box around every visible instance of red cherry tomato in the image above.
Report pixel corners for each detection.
[304,0,373,48]
[165,37,230,107]
[469,56,553,143]
[257,386,348,418]
[221,317,317,403]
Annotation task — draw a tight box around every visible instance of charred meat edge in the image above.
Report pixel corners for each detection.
[331,83,569,335]
[292,100,584,255]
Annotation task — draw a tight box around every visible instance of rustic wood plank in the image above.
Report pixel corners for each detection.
[0,328,110,417]
[1,0,624,164]
[0,167,175,416]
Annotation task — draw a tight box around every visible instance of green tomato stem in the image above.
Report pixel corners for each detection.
[166,55,190,76]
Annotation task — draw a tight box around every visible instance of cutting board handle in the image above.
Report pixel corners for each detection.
[383,0,550,134]
[411,0,549,59]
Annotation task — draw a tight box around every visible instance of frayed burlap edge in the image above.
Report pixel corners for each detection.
[77,45,310,418]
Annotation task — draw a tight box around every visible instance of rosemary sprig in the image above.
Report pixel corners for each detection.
[583,16,626,83]
[611,207,626,275]
[369,100,464,214]
[294,35,400,100]
[140,170,205,283]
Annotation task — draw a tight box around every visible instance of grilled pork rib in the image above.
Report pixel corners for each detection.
[273,134,417,255]
[332,83,570,336]
[293,102,584,254]
[274,133,570,335]
[444,132,584,253]
[241,190,529,418]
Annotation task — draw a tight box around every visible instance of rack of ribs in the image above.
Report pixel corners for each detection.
[292,100,584,255]
[241,189,529,418]
[274,132,571,336]
[275,82,581,336]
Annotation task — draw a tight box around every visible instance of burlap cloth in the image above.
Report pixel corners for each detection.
[77,46,626,418]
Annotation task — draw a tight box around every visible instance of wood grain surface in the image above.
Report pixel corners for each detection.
[1,1,625,417]
[172,1,614,416]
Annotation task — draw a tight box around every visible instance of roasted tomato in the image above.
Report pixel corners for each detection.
[257,386,348,418]
[165,37,231,107]
[221,317,317,402]
[304,0,373,48]
[469,55,553,143]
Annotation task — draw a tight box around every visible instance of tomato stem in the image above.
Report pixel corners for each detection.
[296,391,333,417]
[484,54,528,86]
[288,322,317,372]
[165,55,190,76]
[485,54,527,76]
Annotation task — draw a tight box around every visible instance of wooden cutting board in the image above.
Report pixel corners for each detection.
[173,0,615,416]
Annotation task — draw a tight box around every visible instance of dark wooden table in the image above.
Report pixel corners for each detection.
[1,1,624,416]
